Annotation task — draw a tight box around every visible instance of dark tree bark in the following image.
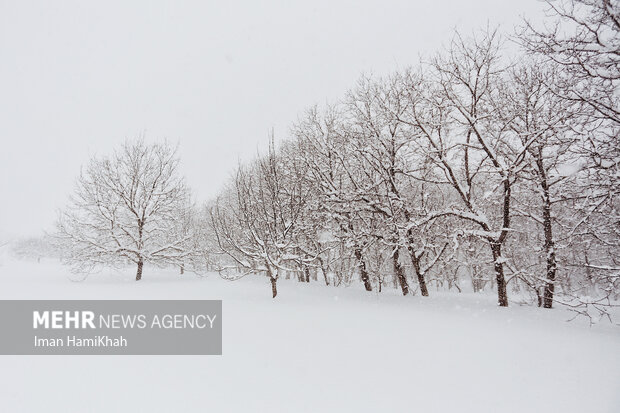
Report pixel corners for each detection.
[136,258,144,281]
[491,243,508,307]
[136,219,144,281]
[318,257,330,286]
[534,148,557,309]
[354,248,373,291]
[270,277,278,298]
[392,247,410,296]
[406,240,429,297]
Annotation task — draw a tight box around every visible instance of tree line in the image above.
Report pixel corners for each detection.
[55,0,618,319]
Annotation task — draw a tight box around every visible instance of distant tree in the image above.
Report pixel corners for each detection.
[167,198,208,275]
[11,236,58,262]
[56,139,192,280]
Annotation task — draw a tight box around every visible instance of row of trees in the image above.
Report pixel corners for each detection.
[209,0,619,314]
[54,0,618,318]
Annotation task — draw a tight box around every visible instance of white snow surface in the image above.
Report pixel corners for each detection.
[0,258,619,413]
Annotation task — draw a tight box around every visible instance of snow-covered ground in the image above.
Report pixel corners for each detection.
[0,257,619,413]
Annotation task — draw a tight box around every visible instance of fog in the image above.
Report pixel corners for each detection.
[0,0,543,237]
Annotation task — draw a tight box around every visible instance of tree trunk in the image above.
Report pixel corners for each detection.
[318,258,330,286]
[266,265,278,298]
[136,258,144,281]
[136,219,144,281]
[304,266,311,283]
[180,264,184,275]
[542,224,557,309]
[536,149,557,309]
[354,248,372,291]
[491,243,508,307]
[270,277,278,298]
[406,243,429,297]
[393,247,409,296]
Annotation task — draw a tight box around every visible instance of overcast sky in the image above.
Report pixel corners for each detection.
[0,0,545,238]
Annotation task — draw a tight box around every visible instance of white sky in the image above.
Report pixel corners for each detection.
[0,0,545,238]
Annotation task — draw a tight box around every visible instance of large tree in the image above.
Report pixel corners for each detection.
[521,0,620,315]
[56,139,192,280]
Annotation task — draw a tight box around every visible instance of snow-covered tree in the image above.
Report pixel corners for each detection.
[520,0,619,316]
[293,106,377,291]
[210,137,312,297]
[344,75,450,296]
[201,19,618,313]
[394,30,536,306]
[521,0,619,126]
[56,139,192,280]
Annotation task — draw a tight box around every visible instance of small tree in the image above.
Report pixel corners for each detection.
[56,139,191,280]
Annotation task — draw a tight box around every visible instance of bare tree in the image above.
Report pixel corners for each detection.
[396,30,535,306]
[520,0,620,315]
[521,0,620,125]
[293,106,376,291]
[345,75,449,296]
[499,62,585,308]
[56,139,191,280]
[210,136,312,297]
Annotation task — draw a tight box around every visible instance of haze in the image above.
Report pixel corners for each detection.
[0,0,544,237]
